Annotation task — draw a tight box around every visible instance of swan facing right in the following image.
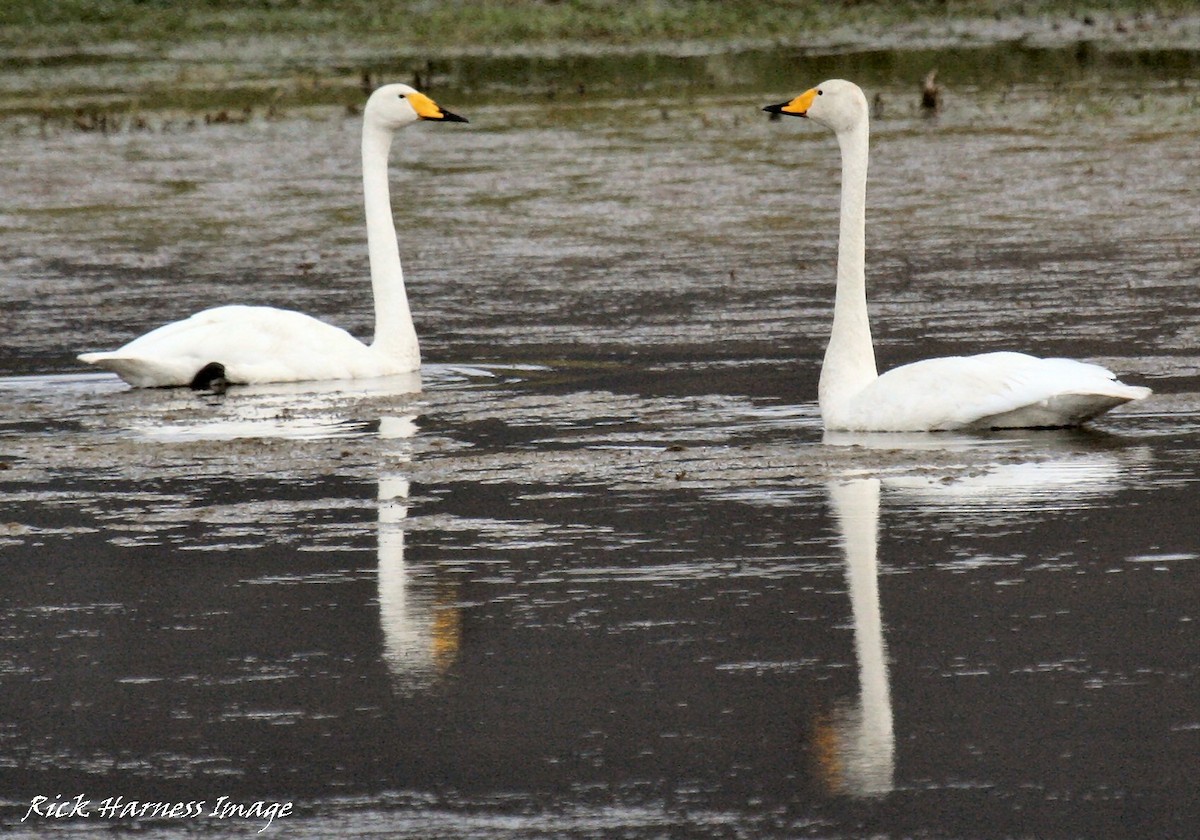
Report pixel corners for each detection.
[79,84,467,389]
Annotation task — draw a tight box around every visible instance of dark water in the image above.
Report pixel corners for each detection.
[1,43,1199,838]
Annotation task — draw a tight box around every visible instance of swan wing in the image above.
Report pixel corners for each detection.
[835,352,1150,431]
[78,305,401,387]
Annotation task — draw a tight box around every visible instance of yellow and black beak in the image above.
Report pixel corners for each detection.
[408,91,469,123]
[763,88,817,118]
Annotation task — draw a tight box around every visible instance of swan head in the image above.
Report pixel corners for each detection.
[364,83,468,131]
[764,79,867,134]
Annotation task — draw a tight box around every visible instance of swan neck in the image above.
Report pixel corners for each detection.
[820,123,877,420]
[363,122,419,363]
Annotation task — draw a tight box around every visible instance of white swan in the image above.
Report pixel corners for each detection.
[764,80,1150,432]
[78,84,467,388]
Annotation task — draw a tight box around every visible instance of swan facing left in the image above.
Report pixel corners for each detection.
[78,84,467,388]
[764,79,1151,432]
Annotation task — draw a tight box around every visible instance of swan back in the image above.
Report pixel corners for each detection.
[830,352,1151,431]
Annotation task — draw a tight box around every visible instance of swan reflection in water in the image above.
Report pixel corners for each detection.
[814,477,894,798]
[376,415,461,692]
[814,429,1144,798]
[125,372,462,690]
[824,429,1142,513]
[130,372,424,441]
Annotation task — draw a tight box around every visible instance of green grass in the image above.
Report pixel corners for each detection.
[1,0,1195,52]
[1,1,1194,123]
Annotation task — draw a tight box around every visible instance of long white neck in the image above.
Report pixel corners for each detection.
[362,122,420,366]
[818,122,877,419]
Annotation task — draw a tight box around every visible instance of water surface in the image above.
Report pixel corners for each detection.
[1,46,1198,838]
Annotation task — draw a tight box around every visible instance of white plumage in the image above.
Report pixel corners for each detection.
[79,84,467,388]
[765,80,1150,432]
[79,305,397,387]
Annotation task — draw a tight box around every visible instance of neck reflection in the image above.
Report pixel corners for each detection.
[816,477,894,798]
[377,414,460,692]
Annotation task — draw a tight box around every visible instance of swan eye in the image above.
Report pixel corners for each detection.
[817,89,823,96]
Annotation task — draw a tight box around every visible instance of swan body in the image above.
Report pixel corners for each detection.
[78,84,467,388]
[764,80,1150,431]
[83,305,407,388]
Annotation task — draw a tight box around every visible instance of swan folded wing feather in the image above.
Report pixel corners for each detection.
[837,352,1149,431]
[77,305,398,386]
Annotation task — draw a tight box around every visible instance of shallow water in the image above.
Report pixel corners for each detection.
[1,46,1199,839]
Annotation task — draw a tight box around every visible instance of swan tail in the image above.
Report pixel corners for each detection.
[77,352,196,388]
[976,386,1151,430]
